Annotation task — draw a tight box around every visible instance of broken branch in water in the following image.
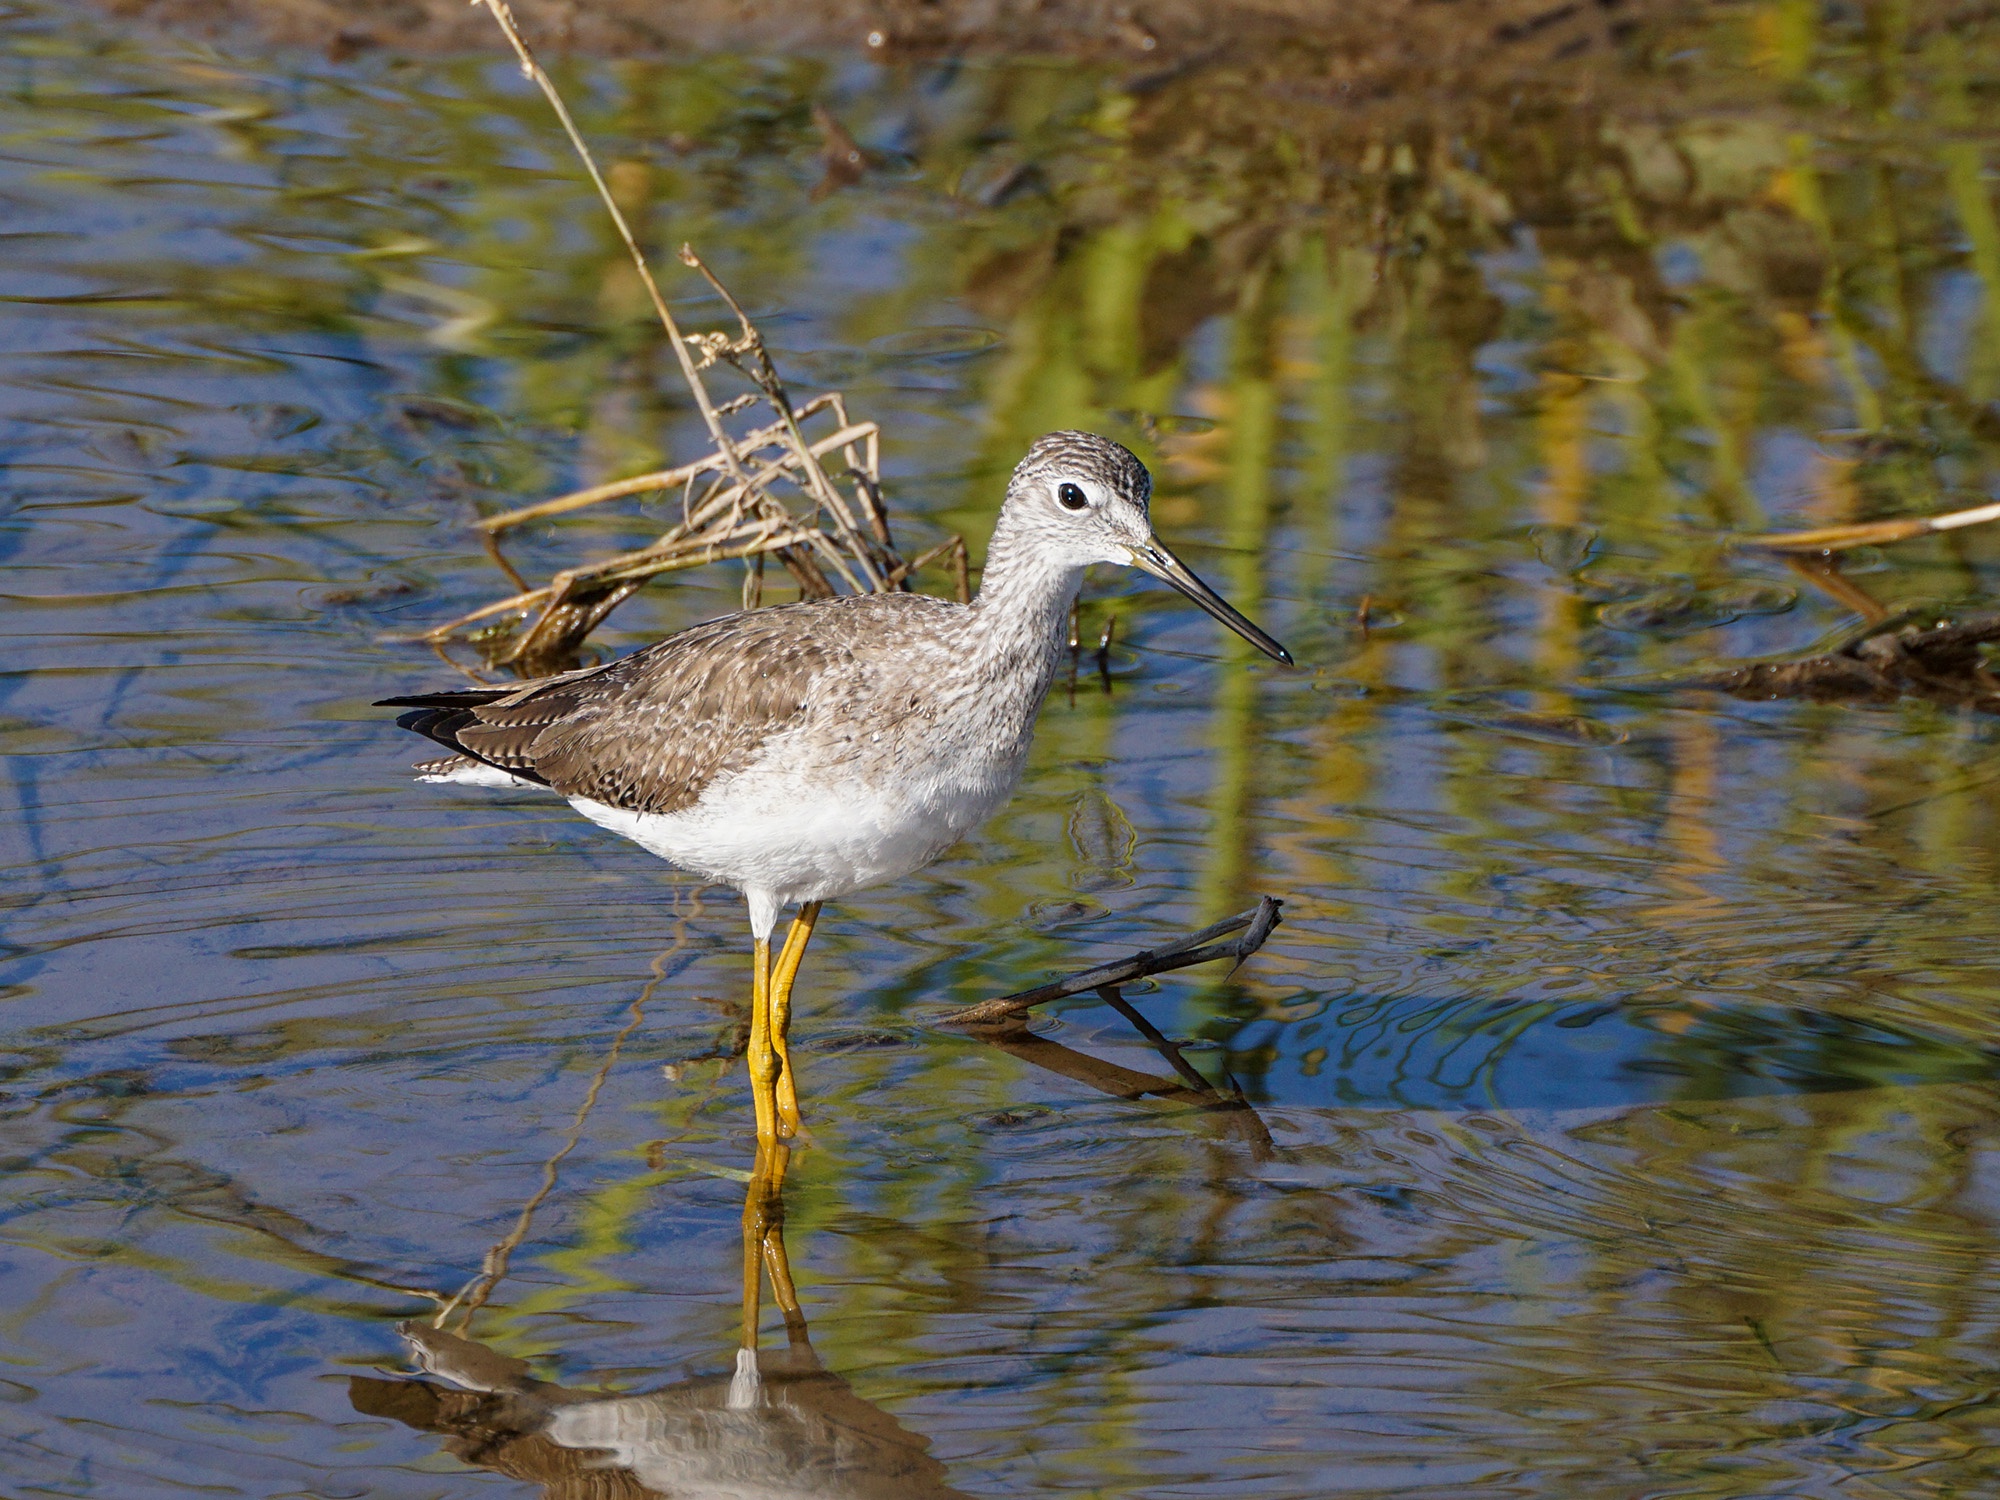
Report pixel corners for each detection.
[412,1,966,678]
[1620,609,2000,712]
[932,896,1283,1028]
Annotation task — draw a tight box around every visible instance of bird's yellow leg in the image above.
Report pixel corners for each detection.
[737,1141,803,1383]
[747,935,778,1146]
[754,1144,808,1339]
[737,912,811,1372]
[768,901,821,1139]
[739,1149,767,1356]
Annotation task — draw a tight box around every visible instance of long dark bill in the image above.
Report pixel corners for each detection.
[1130,541,1293,665]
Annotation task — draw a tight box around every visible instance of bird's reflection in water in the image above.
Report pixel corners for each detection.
[350,1144,972,1499]
[348,997,1270,1496]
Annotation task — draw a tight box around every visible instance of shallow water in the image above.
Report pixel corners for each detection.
[10,3,2000,1495]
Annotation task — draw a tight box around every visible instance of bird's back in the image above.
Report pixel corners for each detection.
[383,591,968,817]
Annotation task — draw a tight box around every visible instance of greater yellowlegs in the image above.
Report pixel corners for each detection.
[378,431,1290,1146]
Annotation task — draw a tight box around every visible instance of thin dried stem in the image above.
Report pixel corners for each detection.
[410,2,971,676]
[679,245,887,590]
[435,911,697,1331]
[1739,497,2000,553]
[472,0,746,481]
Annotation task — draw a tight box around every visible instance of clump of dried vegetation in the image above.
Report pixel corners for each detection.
[1608,503,2000,713]
[419,0,965,680]
[1676,608,2000,710]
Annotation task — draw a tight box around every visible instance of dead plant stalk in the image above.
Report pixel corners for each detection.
[422,0,961,678]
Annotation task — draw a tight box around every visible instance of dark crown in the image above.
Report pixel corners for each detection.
[1010,431,1152,510]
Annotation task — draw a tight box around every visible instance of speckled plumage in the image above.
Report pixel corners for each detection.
[380,430,1287,938]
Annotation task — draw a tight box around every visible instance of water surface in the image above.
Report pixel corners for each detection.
[10,4,2000,1494]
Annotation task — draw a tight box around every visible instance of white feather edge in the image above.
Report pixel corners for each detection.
[415,760,547,791]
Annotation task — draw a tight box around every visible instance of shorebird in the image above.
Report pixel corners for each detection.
[379,431,1290,1146]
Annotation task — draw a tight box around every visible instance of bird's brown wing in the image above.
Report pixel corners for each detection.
[449,609,844,815]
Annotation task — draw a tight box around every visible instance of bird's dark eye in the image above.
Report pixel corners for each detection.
[1057,482,1089,511]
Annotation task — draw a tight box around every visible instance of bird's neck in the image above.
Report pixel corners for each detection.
[968,512,1085,677]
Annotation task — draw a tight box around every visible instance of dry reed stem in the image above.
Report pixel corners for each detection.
[472,0,752,482]
[678,244,891,589]
[1740,497,2000,553]
[435,0,964,676]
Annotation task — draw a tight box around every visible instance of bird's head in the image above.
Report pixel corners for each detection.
[1003,430,1292,665]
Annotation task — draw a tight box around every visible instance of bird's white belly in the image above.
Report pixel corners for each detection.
[568,751,1017,913]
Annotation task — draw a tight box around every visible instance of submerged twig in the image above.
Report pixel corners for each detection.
[1639,497,2000,710]
[975,1015,1275,1154]
[933,897,1283,1028]
[1784,551,1890,623]
[1064,606,1117,702]
[433,899,704,1331]
[435,969,658,1331]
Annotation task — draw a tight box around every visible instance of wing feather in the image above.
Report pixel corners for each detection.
[382,592,958,815]
[383,612,839,814]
